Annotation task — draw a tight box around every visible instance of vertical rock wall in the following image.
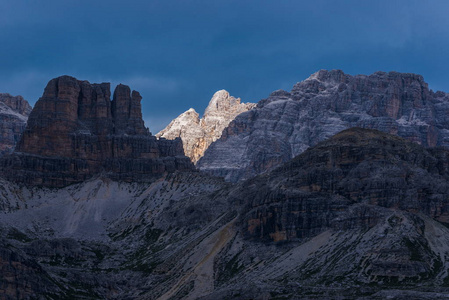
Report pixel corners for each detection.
[1,76,193,187]
[198,70,449,182]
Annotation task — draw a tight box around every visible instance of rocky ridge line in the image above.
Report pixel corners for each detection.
[157,90,255,163]
[0,76,193,187]
[198,69,449,182]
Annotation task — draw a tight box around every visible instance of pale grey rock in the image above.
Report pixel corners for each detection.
[0,171,231,298]
[157,90,255,163]
[198,70,449,182]
[0,93,31,156]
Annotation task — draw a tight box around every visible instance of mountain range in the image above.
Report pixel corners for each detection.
[0,71,449,299]
[197,70,449,182]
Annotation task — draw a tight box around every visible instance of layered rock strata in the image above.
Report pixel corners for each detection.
[0,94,32,156]
[1,129,449,298]
[198,70,449,181]
[157,90,255,163]
[235,128,449,242]
[0,76,193,187]
[197,128,449,297]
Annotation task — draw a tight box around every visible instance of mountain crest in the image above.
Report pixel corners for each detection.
[305,69,347,83]
[1,76,193,187]
[204,89,242,116]
[0,94,32,156]
[0,93,32,116]
[157,90,256,163]
[198,70,449,182]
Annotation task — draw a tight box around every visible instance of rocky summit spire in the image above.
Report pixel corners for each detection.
[156,90,256,164]
[111,84,147,135]
[2,75,193,187]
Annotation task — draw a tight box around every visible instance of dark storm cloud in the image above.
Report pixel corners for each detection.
[1,0,449,132]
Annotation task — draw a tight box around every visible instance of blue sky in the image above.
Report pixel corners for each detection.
[1,0,449,132]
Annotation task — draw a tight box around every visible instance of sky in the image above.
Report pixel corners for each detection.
[1,0,449,133]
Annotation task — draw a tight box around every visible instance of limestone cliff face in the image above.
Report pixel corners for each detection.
[198,70,449,182]
[0,94,32,156]
[198,128,449,297]
[156,90,255,163]
[1,76,193,187]
[235,128,449,242]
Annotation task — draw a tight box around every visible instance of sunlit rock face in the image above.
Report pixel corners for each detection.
[0,76,193,187]
[198,70,449,182]
[0,93,32,156]
[157,90,256,164]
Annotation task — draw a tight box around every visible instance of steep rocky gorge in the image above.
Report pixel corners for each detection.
[0,76,193,187]
[157,90,255,164]
[198,70,449,182]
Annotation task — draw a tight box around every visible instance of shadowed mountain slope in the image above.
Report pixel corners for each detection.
[1,128,449,298]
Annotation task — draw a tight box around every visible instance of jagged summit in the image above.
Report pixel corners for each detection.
[0,93,32,117]
[198,69,449,182]
[305,69,347,82]
[204,89,243,115]
[0,94,32,156]
[157,89,256,163]
[17,75,149,157]
[0,75,193,187]
[304,69,425,84]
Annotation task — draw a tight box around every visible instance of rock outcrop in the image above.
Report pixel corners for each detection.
[1,129,449,299]
[0,94,32,156]
[156,90,255,163]
[236,127,449,242]
[0,172,231,299]
[0,76,193,187]
[201,128,449,298]
[198,70,449,182]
